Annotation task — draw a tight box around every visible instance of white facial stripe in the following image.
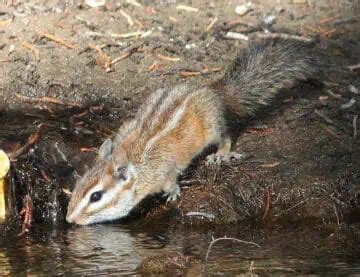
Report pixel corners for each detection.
[68,183,104,220]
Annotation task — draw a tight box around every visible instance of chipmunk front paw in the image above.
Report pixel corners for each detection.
[206,152,249,166]
[164,184,181,202]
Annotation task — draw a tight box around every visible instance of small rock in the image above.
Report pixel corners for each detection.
[85,0,106,8]
[263,14,277,26]
[185,43,196,50]
[8,44,15,55]
[235,2,252,16]
[349,85,359,95]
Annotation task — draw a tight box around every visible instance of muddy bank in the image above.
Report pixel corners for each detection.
[0,1,359,235]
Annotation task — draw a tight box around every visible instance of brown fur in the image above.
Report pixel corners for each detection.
[67,39,321,225]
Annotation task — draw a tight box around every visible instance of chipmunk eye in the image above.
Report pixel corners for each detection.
[115,166,127,180]
[90,191,103,203]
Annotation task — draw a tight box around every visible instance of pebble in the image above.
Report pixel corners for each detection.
[185,43,196,50]
[349,85,359,95]
[235,2,252,16]
[263,14,277,26]
[85,0,106,8]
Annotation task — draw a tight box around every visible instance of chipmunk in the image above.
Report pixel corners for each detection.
[66,39,320,225]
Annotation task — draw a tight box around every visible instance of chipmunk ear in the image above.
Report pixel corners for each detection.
[98,138,113,160]
[111,145,129,179]
[111,145,128,166]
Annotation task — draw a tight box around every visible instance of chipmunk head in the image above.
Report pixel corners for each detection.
[66,139,139,225]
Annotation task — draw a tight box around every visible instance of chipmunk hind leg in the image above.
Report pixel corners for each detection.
[206,135,248,166]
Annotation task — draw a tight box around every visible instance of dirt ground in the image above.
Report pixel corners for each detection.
[0,0,360,232]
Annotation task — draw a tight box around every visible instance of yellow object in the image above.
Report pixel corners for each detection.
[0,150,10,221]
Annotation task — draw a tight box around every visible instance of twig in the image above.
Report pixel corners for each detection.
[259,161,280,168]
[37,31,76,49]
[179,67,222,77]
[225,31,249,41]
[15,93,79,107]
[262,188,271,220]
[9,123,46,160]
[110,31,148,39]
[176,5,198,13]
[120,9,134,26]
[17,195,33,237]
[353,115,358,138]
[21,41,40,60]
[158,54,180,62]
[148,62,162,72]
[205,237,260,261]
[80,147,98,152]
[274,200,306,217]
[319,16,339,24]
[254,32,314,42]
[206,17,218,32]
[314,109,334,125]
[349,64,360,72]
[340,98,356,109]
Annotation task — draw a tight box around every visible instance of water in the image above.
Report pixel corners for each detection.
[1,222,359,275]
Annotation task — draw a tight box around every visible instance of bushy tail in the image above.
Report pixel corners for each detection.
[216,38,321,117]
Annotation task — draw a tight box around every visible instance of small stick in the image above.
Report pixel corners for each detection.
[320,16,338,24]
[262,188,271,220]
[179,67,222,77]
[259,161,280,168]
[120,9,134,26]
[205,237,260,261]
[9,123,46,160]
[80,147,98,152]
[254,32,314,42]
[176,4,198,13]
[110,31,145,39]
[206,17,218,32]
[353,115,358,138]
[17,195,33,237]
[349,64,360,72]
[158,54,180,62]
[179,71,200,77]
[21,41,40,60]
[274,200,306,217]
[109,52,131,65]
[110,47,138,66]
[37,31,76,49]
[15,93,79,107]
[314,109,334,125]
[325,28,337,37]
[148,62,162,72]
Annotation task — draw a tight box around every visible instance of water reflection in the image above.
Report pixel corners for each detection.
[1,223,360,275]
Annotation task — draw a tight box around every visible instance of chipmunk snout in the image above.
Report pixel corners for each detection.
[66,212,74,223]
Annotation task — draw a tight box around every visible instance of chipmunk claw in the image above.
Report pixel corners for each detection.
[165,185,181,202]
[206,152,249,166]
